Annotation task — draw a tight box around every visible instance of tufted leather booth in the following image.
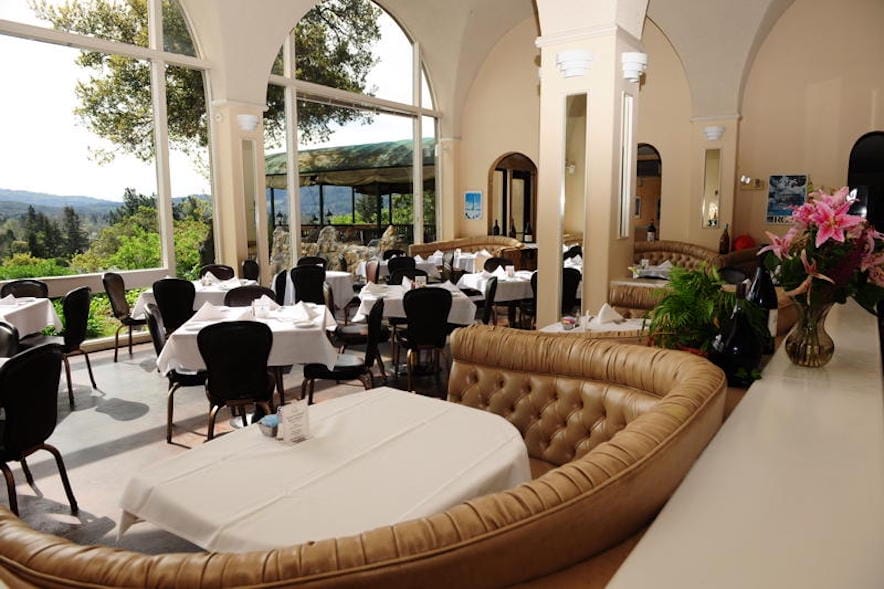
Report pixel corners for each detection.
[0,325,725,588]
[408,235,523,259]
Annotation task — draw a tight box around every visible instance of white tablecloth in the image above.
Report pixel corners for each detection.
[0,298,62,335]
[355,259,440,280]
[456,271,534,303]
[540,317,647,334]
[355,283,476,325]
[132,280,257,317]
[119,387,530,552]
[155,304,338,373]
[276,270,354,310]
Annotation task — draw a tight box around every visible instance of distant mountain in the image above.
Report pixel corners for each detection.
[0,189,211,221]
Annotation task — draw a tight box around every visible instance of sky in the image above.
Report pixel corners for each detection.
[0,0,432,202]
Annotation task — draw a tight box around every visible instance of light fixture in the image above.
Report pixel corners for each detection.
[621,52,648,83]
[556,49,593,78]
[739,175,766,190]
[703,125,725,141]
[236,113,259,132]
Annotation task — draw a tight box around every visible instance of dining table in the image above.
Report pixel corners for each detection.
[355,259,440,281]
[0,297,62,336]
[353,282,477,325]
[118,387,531,553]
[155,302,338,374]
[132,278,257,318]
[456,270,534,303]
[276,270,354,311]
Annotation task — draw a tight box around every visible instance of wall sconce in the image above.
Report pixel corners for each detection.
[739,175,766,190]
[621,52,648,83]
[556,49,593,78]
[565,161,576,175]
[236,113,259,132]
[703,125,726,141]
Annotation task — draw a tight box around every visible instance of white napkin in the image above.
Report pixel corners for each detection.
[567,254,583,266]
[219,278,240,290]
[491,266,508,279]
[433,250,444,257]
[292,301,318,323]
[414,254,425,263]
[401,276,413,290]
[479,270,493,279]
[433,281,462,293]
[192,302,226,321]
[203,272,221,285]
[257,294,280,311]
[0,294,16,306]
[478,249,491,257]
[596,303,624,324]
[563,244,569,253]
[656,260,673,270]
[361,282,388,296]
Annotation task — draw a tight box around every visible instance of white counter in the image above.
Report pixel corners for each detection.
[608,300,884,589]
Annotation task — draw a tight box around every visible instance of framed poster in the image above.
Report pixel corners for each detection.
[766,174,808,224]
[464,190,482,220]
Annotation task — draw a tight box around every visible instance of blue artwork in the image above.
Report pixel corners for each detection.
[464,191,482,220]
[766,174,807,224]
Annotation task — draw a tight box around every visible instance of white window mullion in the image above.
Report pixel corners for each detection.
[411,41,423,245]
[283,31,301,266]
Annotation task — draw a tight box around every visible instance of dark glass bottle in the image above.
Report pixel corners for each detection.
[492,219,500,235]
[747,257,778,354]
[719,223,730,254]
[646,219,657,242]
[508,218,517,238]
[523,220,533,242]
[717,282,763,387]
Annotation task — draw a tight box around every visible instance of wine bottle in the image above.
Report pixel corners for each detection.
[508,219,517,238]
[718,282,763,387]
[492,219,500,235]
[747,255,778,354]
[524,221,533,243]
[719,223,730,254]
[646,219,657,242]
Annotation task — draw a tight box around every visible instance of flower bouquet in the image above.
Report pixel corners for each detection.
[760,186,884,365]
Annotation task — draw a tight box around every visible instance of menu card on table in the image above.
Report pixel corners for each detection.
[278,400,310,444]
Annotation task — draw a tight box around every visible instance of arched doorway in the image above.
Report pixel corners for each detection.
[848,131,884,231]
[634,144,662,240]
[487,153,537,239]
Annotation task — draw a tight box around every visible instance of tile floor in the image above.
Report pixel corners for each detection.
[4,338,448,554]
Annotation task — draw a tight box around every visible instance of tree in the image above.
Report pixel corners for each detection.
[32,0,382,161]
[62,206,89,256]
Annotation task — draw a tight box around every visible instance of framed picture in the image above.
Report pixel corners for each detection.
[766,174,808,224]
[464,190,482,220]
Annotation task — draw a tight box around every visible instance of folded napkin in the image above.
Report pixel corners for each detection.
[202,272,221,285]
[433,249,444,257]
[657,260,673,270]
[433,280,462,293]
[596,303,624,324]
[478,249,491,257]
[192,302,226,321]
[361,282,388,296]
[414,254,425,263]
[566,254,583,266]
[256,294,280,311]
[491,266,508,279]
[0,294,16,306]
[563,244,569,252]
[401,276,413,291]
[291,301,318,323]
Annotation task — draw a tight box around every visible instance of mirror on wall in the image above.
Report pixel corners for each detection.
[563,93,587,313]
[702,148,721,228]
[488,153,536,241]
[634,144,662,240]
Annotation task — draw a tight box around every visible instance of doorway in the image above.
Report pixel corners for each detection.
[488,153,537,239]
[848,131,884,231]
[634,144,661,240]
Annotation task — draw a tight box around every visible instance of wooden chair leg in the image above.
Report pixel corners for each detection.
[42,444,78,514]
[207,405,220,440]
[82,350,97,388]
[62,355,74,408]
[1,463,18,516]
[20,458,33,486]
[166,383,180,444]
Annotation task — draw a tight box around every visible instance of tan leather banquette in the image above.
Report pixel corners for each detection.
[408,235,522,259]
[634,240,760,273]
[0,325,726,588]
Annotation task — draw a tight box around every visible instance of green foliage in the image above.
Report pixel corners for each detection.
[0,253,74,280]
[173,218,210,279]
[33,0,383,160]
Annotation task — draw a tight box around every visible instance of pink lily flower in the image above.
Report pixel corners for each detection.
[800,249,834,284]
[819,186,851,208]
[809,199,864,248]
[861,251,884,273]
[791,201,816,227]
[758,228,797,260]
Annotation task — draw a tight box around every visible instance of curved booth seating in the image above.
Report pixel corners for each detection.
[408,235,523,258]
[633,240,760,274]
[0,325,726,588]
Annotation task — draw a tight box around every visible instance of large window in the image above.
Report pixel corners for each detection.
[0,0,209,281]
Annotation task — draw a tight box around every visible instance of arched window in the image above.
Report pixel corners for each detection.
[265,0,439,269]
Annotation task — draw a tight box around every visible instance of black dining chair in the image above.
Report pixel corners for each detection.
[382,248,407,260]
[102,272,148,362]
[0,279,48,299]
[144,303,209,444]
[562,267,582,316]
[364,259,380,284]
[197,321,275,440]
[301,298,387,404]
[241,259,260,282]
[273,269,289,305]
[0,343,78,517]
[396,288,452,392]
[388,268,429,286]
[483,257,514,272]
[518,271,539,329]
[20,286,95,407]
[198,264,235,280]
[0,321,19,357]
[563,245,583,261]
[476,276,499,325]
[290,265,326,305]
[334,296,391,379]
[152,278,196,335]
[386,256,416,283]
[224,285,277,307]
[297,256,328,269]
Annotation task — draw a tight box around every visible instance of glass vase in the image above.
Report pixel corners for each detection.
[784,299,834,367]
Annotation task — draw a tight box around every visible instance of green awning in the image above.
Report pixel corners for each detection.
[265,138,436,192]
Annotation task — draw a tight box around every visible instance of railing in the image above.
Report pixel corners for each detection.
[297,223,437,245]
